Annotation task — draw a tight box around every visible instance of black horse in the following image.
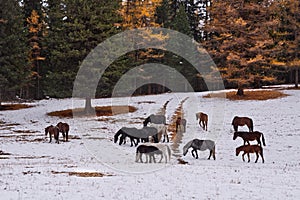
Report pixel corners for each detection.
[135,145,163,163]
[114,127,158,147]
[143,114,166,127]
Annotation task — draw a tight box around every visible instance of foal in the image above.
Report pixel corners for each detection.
[176,117,186,132]
[236,145,264,163]
[196,112,208,131]
[135,145,163,163]
[45,125,60,144]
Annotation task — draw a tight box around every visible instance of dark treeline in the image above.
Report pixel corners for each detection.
[0,0,299,103]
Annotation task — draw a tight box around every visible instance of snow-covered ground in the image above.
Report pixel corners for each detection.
[0,89,299,199]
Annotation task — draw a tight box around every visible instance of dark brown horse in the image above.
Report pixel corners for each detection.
[231,116,253,132]
[233,131,266,146]
[196,112,208,131]
[56,122,69,142]
[135,145,163,163]
[45,125,60,144]
[236,145,264,163]
[176,117,186,132]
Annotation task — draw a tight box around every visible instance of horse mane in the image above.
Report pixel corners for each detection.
[183,140,194,156]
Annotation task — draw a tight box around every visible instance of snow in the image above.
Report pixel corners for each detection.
[0,89,300,199]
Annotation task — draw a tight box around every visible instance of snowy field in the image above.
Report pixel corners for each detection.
[0,88,299,200]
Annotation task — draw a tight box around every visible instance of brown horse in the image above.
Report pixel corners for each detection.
[176,117,186,132]
[56,122,69,142]
[196,112,208,131]
[233,131,266,146]
[45,125,60,144]
[231,116,253,132]
[236,145,264,163]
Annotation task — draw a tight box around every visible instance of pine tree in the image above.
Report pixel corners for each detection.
[273,0,300,87]
[0,0,29,104]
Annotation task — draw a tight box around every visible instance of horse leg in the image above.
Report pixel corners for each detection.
[242,152,246,162]
[140,153,144,163]
[65,130,69,142]
[213,148,216,160]
[135,152,139,162]
[247,153,250,162]
[191,149,195,158]
[208,150,212,160]
[260,152,265,163]
[62,132,66,141]
[49,134,52,143]
[234,126,238,132]
[255,152,259,163]
[152,154,156,163]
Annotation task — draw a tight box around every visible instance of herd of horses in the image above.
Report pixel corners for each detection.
[44,112,266,164]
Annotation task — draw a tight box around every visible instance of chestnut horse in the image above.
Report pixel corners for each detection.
[45,125,60,144]
[231,116,253,132]
[176,117,186,132]
[56,122,69,142]
[233,131,266,146]
[196,112,208,131]
[236,145,264,163]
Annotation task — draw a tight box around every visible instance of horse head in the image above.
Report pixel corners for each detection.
[235,148,240,156]
[45,125,52,136]
[233,132,238,140]
[114,130,122,143]
[143,117,149,127]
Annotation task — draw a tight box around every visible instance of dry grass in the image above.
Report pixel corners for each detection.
[0,104,34,111]
[51,171,113,177]
[47,105,137,118]
[203,90,288,101]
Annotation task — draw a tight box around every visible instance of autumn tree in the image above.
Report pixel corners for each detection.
[118,0,171,94]
[203,0,284,88]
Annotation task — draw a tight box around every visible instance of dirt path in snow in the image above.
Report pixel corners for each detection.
[168,97,189,158]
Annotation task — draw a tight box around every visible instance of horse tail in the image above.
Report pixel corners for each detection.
[183,140,193,156]
[261,132,266,146]
[166,145,171,161]
[249,118,253,132]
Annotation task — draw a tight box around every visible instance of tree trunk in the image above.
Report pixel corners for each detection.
[84,97,94,114]
[295,68,298,88]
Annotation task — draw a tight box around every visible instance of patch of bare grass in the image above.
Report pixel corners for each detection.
[0,104,34,111]
[203,90,288,101]
[47,105,137,118]
[51,171,113,177]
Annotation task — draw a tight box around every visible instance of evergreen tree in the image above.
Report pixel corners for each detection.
[273,0,300,87]
[0,0,28,104]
